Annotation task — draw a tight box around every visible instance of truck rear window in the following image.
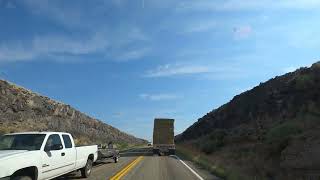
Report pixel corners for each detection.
[0,134,46,151]
[62,135,73,148]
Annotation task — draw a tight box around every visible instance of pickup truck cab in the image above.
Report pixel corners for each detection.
[0,132,98,180]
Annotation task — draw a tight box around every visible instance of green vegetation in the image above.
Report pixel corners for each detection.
[265,122,302,144]
[176,145,226,178]
[176,145,247,180]
[116,142,129,150]
[265,122,302,154]
[117,142,147,151]
[198,129,226,154]
[176,63,320,179]
[295,74,314,90]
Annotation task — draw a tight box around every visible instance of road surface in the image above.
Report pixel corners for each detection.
[55,147,219,180]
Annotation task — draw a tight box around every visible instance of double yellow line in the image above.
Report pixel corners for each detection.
[110,156,144,180]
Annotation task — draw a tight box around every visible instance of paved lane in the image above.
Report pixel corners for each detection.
[55,147,218,180]
[55,156,135,180]
[123,156,219,180]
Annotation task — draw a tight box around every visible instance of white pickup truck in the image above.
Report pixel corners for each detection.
[0,132,98,180]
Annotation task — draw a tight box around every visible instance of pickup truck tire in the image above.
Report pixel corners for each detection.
[12,176,32,180]
[81,159,93,178]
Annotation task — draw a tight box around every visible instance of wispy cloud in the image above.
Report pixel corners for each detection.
[145,64,211,78]
[144,62,247,80]
[177,0,320,12]
[0,33,108,62]
[0,44,35,62]
[139,93,181,101]
[22,0,107,29]
[33,33,109,55]
[0,27,150,63]
[115,48,150,61]
[0,1,150,63]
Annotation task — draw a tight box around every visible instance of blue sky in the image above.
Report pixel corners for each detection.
[0,0,319,141]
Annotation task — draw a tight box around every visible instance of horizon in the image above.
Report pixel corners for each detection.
[1,0,320,141]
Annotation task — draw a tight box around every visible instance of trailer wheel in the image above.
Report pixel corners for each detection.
[153,149,159,155]
[81,159,93,178]
[114,156,119,163]
[12,176,32,180]
[169,149,175,155]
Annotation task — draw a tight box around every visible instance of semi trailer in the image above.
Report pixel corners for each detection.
[152,118,175,155]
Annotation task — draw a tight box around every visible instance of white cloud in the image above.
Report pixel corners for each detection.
[0,27,150,63]
[139,93,181,101]
[22,0,105,29]
[144,63,247,80]
[177,0,320,12]
[0,1,151,63]
[115,48,150,61]
[145,64,211,77]
[33,33,109,55]
[0,44,36,62]
[0,33,108,62]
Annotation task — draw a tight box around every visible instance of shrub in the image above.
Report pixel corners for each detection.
[201,141,219,154]
[266,122,301,144]
[200,129,226,154]
[295,74,313,90]
[265,122,302,154]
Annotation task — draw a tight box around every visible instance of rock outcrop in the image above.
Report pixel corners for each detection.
[0,80,147,145]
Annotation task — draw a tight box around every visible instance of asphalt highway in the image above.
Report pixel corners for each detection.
[55,147,219,180]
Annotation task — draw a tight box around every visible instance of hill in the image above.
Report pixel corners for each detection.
[0,79,147,146]
[176,62,320,179]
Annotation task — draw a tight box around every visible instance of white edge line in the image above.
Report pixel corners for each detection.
[171,155,204,180]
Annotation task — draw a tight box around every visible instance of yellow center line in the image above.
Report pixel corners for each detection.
[110,156,144,180]
[111,158,140,179]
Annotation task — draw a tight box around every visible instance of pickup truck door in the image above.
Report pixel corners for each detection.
[61,134,77,172]
[40,134,66,179]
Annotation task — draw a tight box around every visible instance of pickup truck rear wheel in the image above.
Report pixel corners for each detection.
[81,159,93,178]
[12,176,32,180]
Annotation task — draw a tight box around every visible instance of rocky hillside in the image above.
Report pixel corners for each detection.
[0,80,147,145]
[176,62,320,179]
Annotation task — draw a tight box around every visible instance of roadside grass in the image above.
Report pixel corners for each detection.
[176,145,227,179]
[118,143,148,152]
[176,144,246,180]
